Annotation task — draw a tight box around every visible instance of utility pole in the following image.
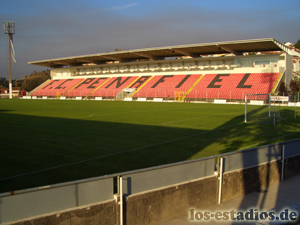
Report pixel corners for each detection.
[3,21,15,99]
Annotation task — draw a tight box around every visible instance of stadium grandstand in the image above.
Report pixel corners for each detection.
[28,38,300,102]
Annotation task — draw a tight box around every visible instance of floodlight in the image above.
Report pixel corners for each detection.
[3,21,16,99]
[3,21,15,34]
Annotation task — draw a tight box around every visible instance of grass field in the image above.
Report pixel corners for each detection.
[0,99,299,193]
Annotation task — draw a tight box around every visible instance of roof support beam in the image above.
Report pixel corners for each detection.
[49,64,64,68]
[69,63,84,67]
[131,52,154,59]
[61,59,84,67]
[216,45,243,55]
[48,60,80,67]
[130,52,164,60]
[171,48,198,57]
[76,58,97,63]
[101,55,124,61]
[100,55,133,63]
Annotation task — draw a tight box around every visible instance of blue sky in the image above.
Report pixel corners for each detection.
[0,0,299,79]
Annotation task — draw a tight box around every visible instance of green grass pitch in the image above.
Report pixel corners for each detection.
[0,99,299,193]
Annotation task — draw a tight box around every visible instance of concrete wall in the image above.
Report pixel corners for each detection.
[2,139,300,225]
[125,159,283,224]
[222,160,281,202]
[5,155,300,225]
[284,154,300,179]
[0,177,114,224]
[285,53,294,86]
[124,156,298,224]
[8,199,118,225]
[125,175,218,225]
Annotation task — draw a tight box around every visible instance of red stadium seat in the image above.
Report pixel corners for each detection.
[65,77,109,97]
[90,76,138,97]
[31,73,280,100]
[186,73,280,100]
[132,74,202,98]
[31,79,84,97]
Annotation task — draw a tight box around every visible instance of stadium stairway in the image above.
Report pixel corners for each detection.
[85,77,111,98]
[63,77,108,97]
[88,76,138,98]
[30,78,84,97]
[130,76,154,98]
[63,79,86,97]
[270,72,284,95]
[29,79,51,96]
[183,75,204,98]
[132,74,202,99]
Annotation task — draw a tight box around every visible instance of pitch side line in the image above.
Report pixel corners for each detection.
[68,107,186,119]
[2,124,300,181]
[0,154,120,181]
[236,131,300,151]
[0,123,244,181]
[3,131,118,152]
[161,112,239,125]
[2,115,298,181]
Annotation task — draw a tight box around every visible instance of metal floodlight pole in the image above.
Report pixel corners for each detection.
[8,33,12,99]
[3,21,15,99]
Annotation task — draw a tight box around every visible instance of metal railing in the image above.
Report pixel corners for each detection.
[0,138,299,224]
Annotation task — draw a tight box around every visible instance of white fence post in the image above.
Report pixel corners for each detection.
[218,157,224,204]
[120,176,123,225]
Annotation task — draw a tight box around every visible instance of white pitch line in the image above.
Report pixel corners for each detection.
[161,112,239,125]
[2,109,298,181]
[236,131,300,151]
[0,154,119,181]
[4,131,118,152]
[0,122,244,181]
[68,107,184,119]
[161,115,214,124]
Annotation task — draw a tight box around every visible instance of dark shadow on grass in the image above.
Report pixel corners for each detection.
[0,104,299,201]
[0,110,209,193]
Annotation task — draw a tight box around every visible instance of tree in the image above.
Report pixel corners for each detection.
[295,39,300,49]
[277,82,288,96]
[0,77,8,89]
[21,70,50,92]
[290,79,300,96]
